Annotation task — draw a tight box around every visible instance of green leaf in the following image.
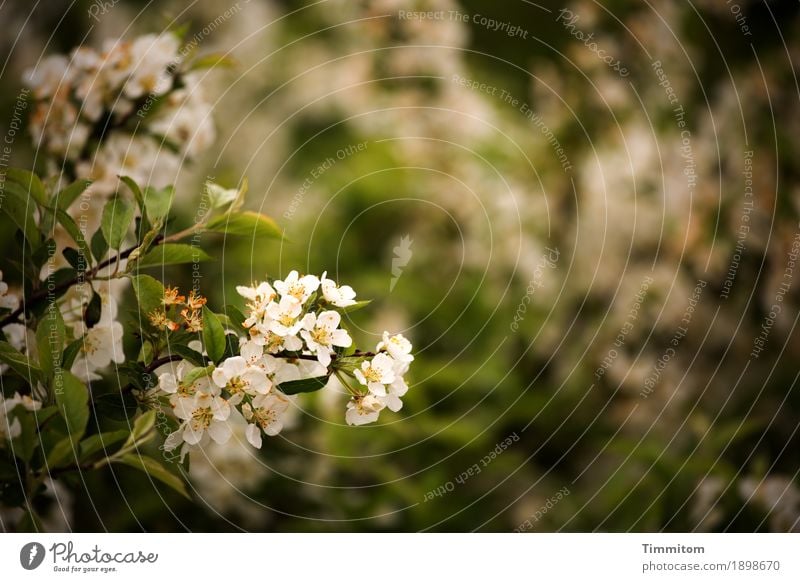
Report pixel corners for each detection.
[332,356,362,373]
[131,274,165,316]
[83,290,102,329]
[33,406,59,426]
[117,454,190,499]
[7,168,47,206]
[54,371,89,438]
[277,373,331,395]
[9,406,37,462]
[339,299,372,313]
[40,267,76,303]
[79,430,129,461]
[190,53,237,71]
[62,247,83,270]
[168,344,206,367]
[142,185,174,222]
[0,341,42,383]
[35,302,65,380]
[32,238,57,269]
[61,338,83,370]
[136,243,211,269]
[55,209,91,261]
[123,410,156,449]
[94,392,138,422]
[119,176,144,209]
[101,196,135,250]
[202,307,225,363]
[55,178,92,210]
[138,340,154,366]
[0,182,40,249]
[205,210,282,240]
[204,180,242,210]
[90,229,108,263]
[224,305,246,331]
[181,365,214,388]
[47,436,78,468]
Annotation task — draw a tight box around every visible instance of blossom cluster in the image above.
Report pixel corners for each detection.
[157,271,414,458]
[23,33,215,195]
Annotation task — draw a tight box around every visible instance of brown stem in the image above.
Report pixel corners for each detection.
[0,234,164,329]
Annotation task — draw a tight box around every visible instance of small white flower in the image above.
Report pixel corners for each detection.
[353,353,396,396]
[320,271,357,307]
[158,361,216,407]
[274,270,320,305]
[300,310,352,366]
[236,281,277,328]
[79,320,125,368]
[379,376,409,412]
[377,331,414,364]
[248,326,303,354]
[211,355,271,405]
[242,393,291,448]
[23,55,71,98]
[345,394,385,426]
[265,297,303,337]
[0,270,20,310]
[239,340,279,374]
[168,392,232,448]
[124,34,179,99]
[2,392,42,443]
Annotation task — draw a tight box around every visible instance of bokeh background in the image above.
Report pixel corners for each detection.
[2,0,800,531]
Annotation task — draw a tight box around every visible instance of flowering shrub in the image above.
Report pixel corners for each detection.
[24,31,216,195]
[0,30,414,531]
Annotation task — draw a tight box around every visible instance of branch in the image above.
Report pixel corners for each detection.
[0,234,163,329]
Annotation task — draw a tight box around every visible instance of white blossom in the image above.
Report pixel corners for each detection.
[236,281,277,327]
[211,355,271,405]
[0,270,19,310]
[242,392,291,448]
[345,394,385,426]
[320,271,357,307]
[265,296,303,337]
[377,331,414,364]
[23,55,71,98]
[353,353,396,396]
[166,392,232,450]
[1,393,42,443]
[274,270,320,304]
[379,376,409,412]
[76,320,125,369]
[124,34,179,99]
[158,361,216,407]
[300,310,352,366]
